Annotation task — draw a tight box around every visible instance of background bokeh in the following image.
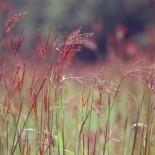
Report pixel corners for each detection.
[1,0,155,62]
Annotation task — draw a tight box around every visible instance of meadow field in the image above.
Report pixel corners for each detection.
[0,12,155,155]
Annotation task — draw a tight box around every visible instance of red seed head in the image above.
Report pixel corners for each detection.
[5,12,27,33]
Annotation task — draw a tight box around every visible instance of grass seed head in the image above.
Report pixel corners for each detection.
[5,12,27,33]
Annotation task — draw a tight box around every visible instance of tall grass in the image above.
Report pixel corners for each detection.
[0,12,155,155]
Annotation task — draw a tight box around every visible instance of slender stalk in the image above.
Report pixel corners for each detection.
[122,103,128,155]
[11,97,24,154]
[131,89,146,155]
[78,109,92,155]
[60,85,65,155]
